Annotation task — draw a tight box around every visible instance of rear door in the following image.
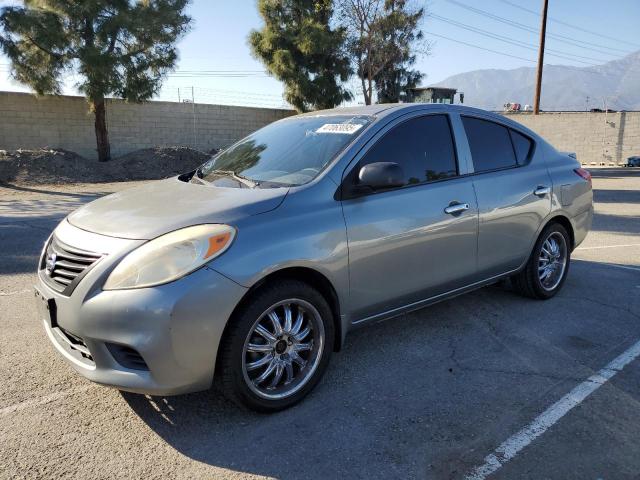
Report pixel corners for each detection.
[460,115,552,277]
[341,113,478,321]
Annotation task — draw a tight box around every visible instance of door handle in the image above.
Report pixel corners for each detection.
[533,186,551,197]
[444,202,470,215]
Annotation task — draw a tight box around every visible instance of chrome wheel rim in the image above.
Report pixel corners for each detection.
[242,299,324,400]
[538,232,567,291]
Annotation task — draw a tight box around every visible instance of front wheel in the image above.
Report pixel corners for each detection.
[511,223,571,299]
[219,280,334,412]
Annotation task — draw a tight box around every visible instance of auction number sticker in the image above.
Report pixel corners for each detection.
[316,123,364,134]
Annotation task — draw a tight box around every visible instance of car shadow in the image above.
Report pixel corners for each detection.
[120,289,492,479]
[588,211,640,236]
[593,188,640,204]
[120,263,640,479]
[588,168,640,179]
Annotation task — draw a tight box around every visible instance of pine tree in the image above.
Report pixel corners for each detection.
[250,0,352,112]
[374,0,425,103]
[0,1,191,161]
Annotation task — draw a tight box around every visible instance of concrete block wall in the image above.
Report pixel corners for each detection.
[0,91,294,159]
[1,91,638,165]
[504,111,640,165]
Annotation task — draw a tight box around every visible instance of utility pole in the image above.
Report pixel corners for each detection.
[602,97,608,164]
[191,86,197,148]
[533,0,549,115]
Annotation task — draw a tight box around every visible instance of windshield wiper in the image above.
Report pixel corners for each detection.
[203,169,259,188]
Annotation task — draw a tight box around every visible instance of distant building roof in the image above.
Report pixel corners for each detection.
[406,86,459,104]
[408,86,457,93]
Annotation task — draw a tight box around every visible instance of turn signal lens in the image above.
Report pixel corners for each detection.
[204,232,232,259]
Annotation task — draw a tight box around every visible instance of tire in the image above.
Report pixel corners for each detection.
[511,222,571,300]
[219,279,334,412]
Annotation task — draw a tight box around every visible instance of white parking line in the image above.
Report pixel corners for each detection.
[464,339,640,480]
[0,289,31,296]
[576,243,640,251]
[0,385,93,417]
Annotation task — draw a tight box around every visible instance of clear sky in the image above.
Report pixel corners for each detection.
[0,0,639,108]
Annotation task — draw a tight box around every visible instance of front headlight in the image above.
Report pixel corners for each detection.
[104,224,236,290]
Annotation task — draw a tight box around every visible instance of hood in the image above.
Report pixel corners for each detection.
[67,177,288,240]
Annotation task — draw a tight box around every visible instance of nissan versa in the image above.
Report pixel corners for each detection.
[35,104,593,412]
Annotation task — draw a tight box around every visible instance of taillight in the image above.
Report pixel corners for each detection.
[574,168,592,186]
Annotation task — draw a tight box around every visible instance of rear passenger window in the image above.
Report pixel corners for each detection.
[510,129,533,165]
[360,114,457,185]
[462,116,517,172]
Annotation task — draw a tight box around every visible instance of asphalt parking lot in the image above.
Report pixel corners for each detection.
[1,168,639,479]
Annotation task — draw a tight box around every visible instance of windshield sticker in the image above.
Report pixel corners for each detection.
[316,123,364,134]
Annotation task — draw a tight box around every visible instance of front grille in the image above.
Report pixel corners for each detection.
[51,326,95,367]
[57,327,94,361]
[41,236,103,295]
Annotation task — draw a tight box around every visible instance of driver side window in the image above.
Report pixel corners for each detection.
[360,114,458,185]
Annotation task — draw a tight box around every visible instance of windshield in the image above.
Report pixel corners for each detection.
[197,115,372,187]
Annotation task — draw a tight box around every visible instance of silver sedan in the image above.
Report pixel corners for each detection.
[35,104,593,411]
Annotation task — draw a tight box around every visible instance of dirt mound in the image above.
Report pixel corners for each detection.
[110,146,210,181]
[0,148,106,185]
[0,146,212,185]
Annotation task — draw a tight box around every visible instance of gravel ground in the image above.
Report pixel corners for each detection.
[0,169,639,479]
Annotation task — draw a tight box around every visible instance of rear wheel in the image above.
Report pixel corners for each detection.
[512,223,571,299]
[219,280,334,412]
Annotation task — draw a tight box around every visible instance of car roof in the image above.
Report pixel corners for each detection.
[296,104,401,117]
[298,103,503,120]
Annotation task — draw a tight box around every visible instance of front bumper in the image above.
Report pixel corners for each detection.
[36,220,247,396]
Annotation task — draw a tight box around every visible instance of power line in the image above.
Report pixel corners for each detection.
[445,0,634,56]
[425,31,536,63]
[191,89,284,102]
[430,14,611,66]
[190,87,283,99]
[424,31,640,81]
[168,73,270,78]
[158,85,290,108]
[0,63,271,78]
[496,0,640,49]
[158,95,286,109]
[170,70,268,76]
[176,70,266,73]
[0,64,287,107]
[163,88,284,101]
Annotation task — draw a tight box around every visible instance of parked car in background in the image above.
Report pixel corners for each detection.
[623,156,640,167]
[35,104,593,412]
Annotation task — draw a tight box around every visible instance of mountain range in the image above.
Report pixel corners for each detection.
[432,50,640,111]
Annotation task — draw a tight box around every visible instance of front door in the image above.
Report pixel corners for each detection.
[341,114,478,321]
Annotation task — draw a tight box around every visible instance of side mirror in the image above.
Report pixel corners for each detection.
[357,162,405,190]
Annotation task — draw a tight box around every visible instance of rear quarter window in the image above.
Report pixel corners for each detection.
[510,129,534,165]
